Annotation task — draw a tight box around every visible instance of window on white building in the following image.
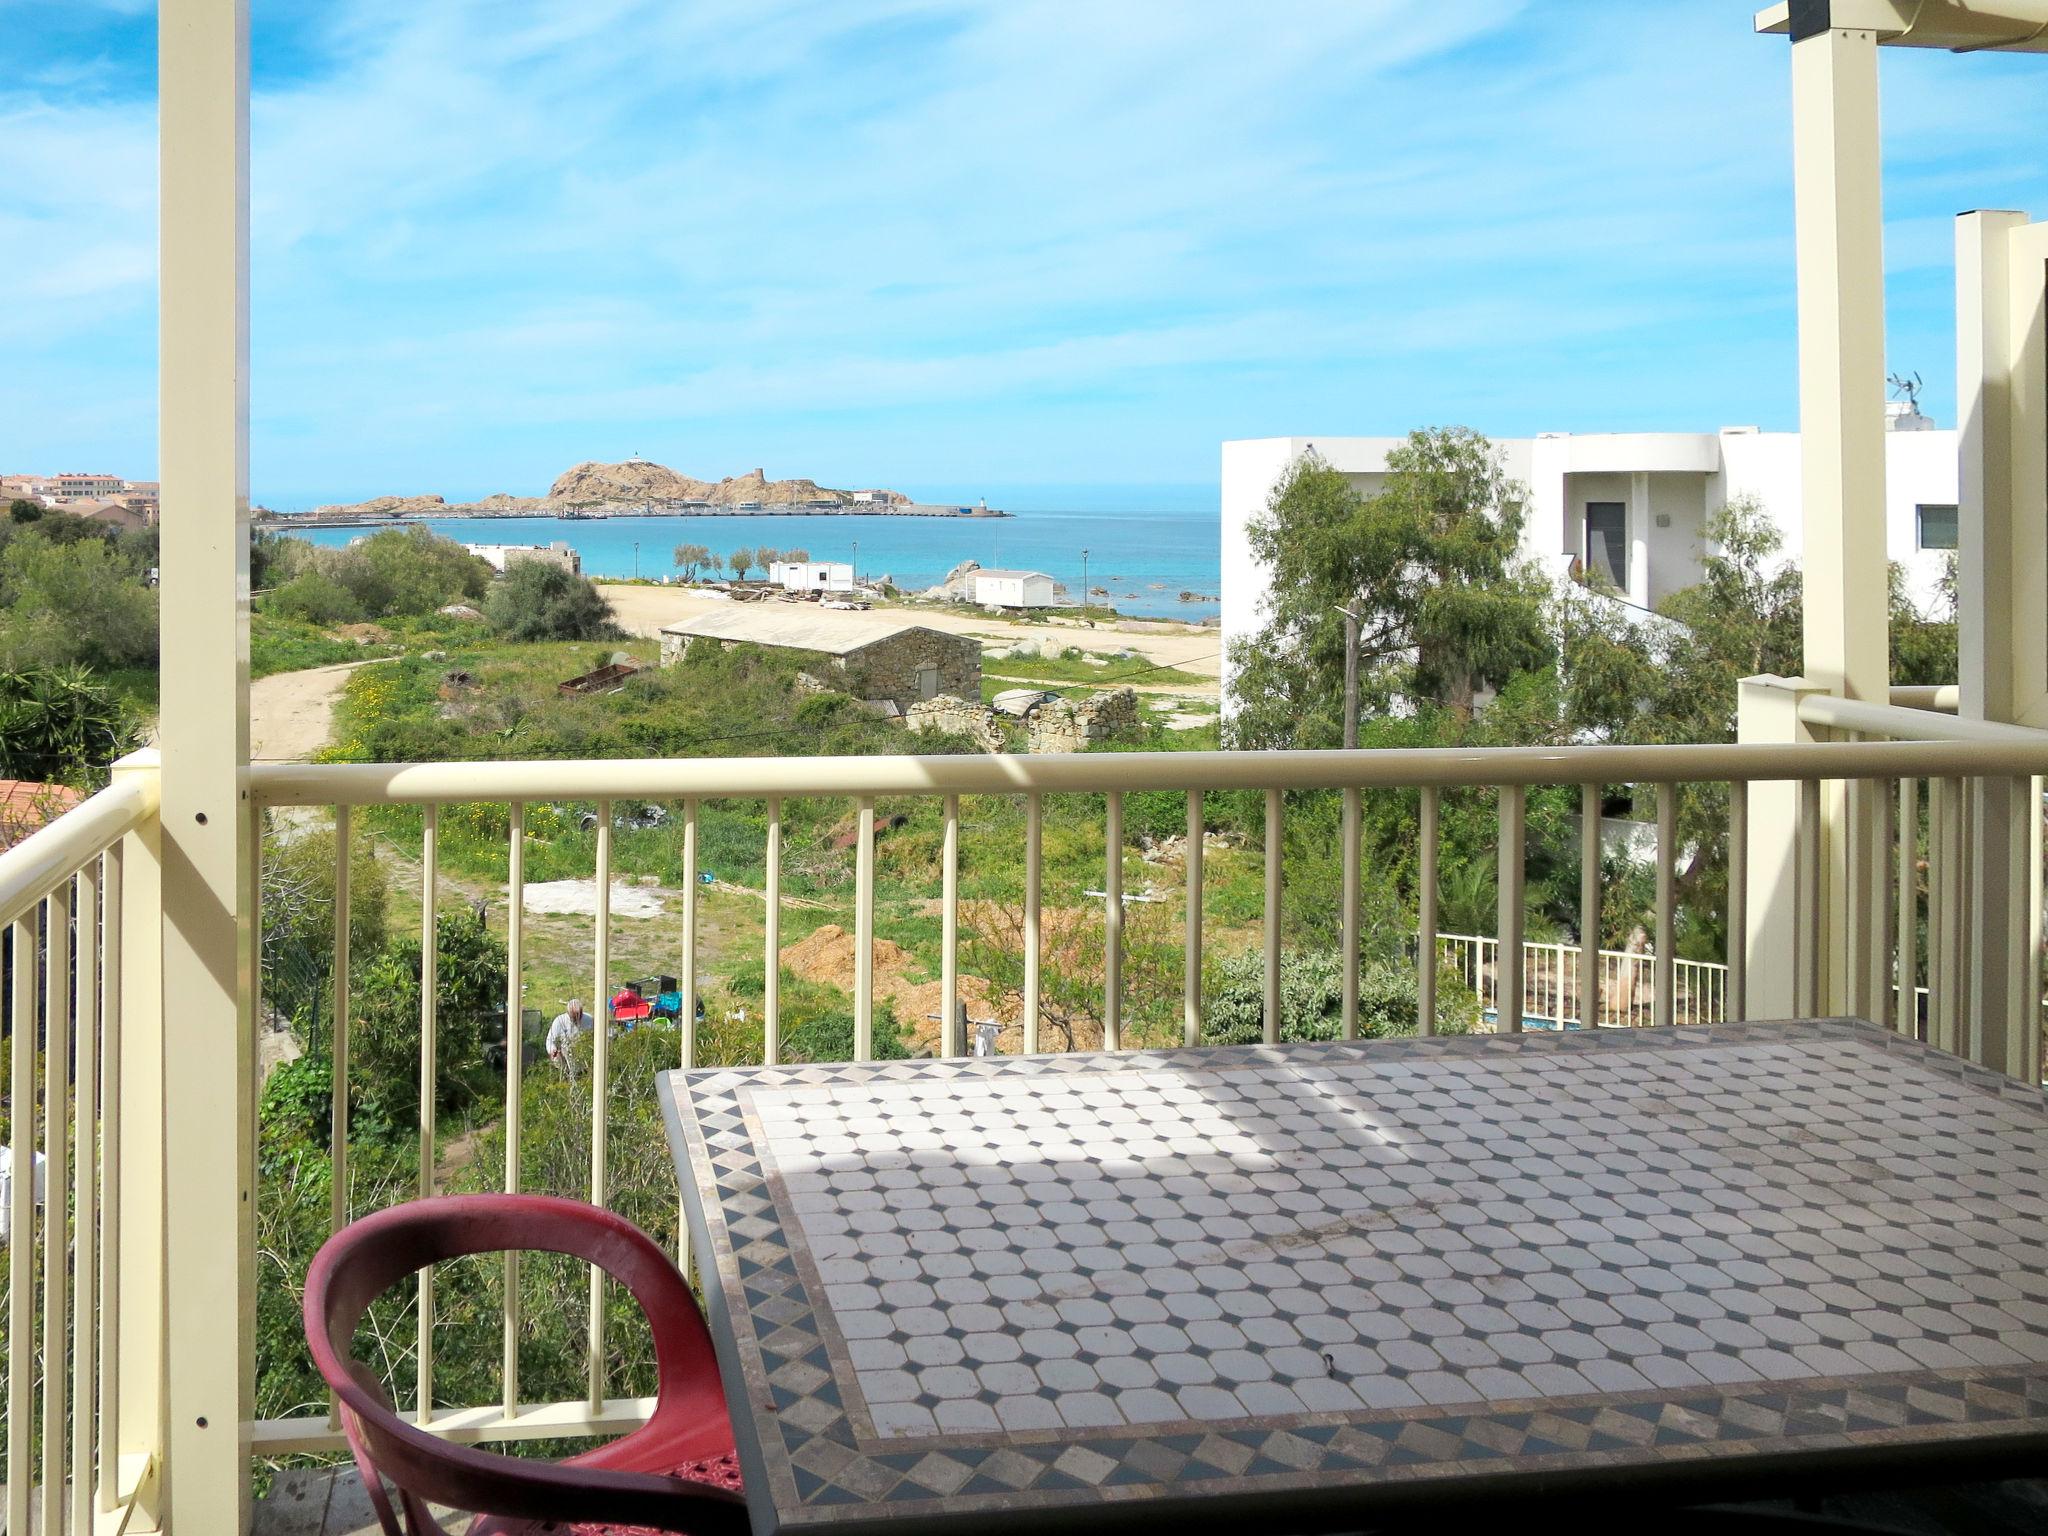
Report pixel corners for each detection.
[1916,503,1959,551]
[1584,502,1627,588]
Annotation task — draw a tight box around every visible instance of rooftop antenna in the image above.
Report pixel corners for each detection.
[1887,372,1923,411]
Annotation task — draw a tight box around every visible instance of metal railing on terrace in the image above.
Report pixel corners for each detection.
[3,728,2044,1528]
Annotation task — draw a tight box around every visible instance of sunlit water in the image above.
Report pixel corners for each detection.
[280,505,1223,622]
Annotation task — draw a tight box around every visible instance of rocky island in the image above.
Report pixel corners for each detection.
[266,458,1007,524]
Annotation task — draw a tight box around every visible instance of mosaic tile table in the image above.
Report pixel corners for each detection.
[656,1020,2048,1533]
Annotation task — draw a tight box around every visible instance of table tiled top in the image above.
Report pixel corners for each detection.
[656,1020,2048,1533]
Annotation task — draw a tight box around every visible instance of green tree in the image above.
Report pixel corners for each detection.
[1889,556,1957,687]
[8,499,42,524]
[727,547,753,581]
[260,818,392,1034]
[1227,429,1552,747]
[672,542,713,581]
[1556,497,1802,747]
[0,664,138,782]
[350,907,509,1128]
[0,532,159,671]
[485,560,623,642]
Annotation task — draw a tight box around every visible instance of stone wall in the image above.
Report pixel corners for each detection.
[1026,687,1139,753]
[904,686,1140,754]
[845,628,981,703]
[905,695,1009,752]
[658,625,979,704]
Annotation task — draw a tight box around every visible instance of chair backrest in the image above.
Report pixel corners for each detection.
[304,1194,746,1535]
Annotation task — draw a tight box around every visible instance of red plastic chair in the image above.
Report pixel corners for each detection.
[304,1194,749,1536]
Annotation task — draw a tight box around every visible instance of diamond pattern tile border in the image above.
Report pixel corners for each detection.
[656,1020,2048,1533]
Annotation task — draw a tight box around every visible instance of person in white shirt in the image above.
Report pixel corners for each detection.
[546,999,589,1077]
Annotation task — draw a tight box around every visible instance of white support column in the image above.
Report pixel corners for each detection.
[1790,20,1889,704]
[1955,210,2026,725]
[1738,675,1828,1017]
[1955,209,2046,1073]
[158,1,253,1529]
[1785,20,1890,1027]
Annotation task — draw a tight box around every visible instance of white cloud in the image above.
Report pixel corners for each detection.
[8,0,2048,488]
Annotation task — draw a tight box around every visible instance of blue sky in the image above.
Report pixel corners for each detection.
[4,1,2047,510]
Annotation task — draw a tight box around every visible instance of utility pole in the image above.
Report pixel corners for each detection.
[1081,548,1090,613]
[1338,604,1361,750]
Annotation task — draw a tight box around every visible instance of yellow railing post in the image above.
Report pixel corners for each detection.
[110,752,166,1529]
[160,0,255,1522]
[1737,677,1827,1017]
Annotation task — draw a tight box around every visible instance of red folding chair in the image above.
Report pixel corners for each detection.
[304,1194,748,1536]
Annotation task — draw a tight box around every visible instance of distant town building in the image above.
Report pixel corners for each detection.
[659,609,979,705]
[1222,419,1962,697]
[68,500,151,533]
[52,472,127,501]
[3,472,158,521]
[463,541,582,576]
[971,569,1057,609]
[769,560,855,594]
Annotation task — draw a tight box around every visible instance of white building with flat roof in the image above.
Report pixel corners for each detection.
[769,560,855,593]
[1222,419,1960,694]
[972,569,1057,609]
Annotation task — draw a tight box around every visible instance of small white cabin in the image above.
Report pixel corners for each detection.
[972,568,1056,609]
[770,560,855,594]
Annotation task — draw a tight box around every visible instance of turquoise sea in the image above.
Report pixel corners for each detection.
[281,505,1222,622]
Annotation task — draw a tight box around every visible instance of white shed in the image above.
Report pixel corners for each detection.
[972,568,1056,609]
[770,560,855,594]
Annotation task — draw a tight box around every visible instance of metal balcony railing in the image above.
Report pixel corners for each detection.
[4,733,2044,1528]
[0,753,162,1534]
[239,734,2048,1462]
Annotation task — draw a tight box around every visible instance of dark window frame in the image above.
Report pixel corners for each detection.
[1916,503,1959,551]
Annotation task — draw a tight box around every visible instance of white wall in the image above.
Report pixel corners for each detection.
[772,561,854,592]
[1646,474,1708,608]
[974,573,1055,608]
[1222,426,1962,705]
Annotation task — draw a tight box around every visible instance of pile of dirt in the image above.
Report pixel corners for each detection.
[781,924,898,992]
[782,915,1109,1055]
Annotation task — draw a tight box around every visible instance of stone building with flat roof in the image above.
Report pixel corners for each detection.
[659,609,979,705]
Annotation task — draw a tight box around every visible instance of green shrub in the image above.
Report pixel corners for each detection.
[1202,945,1475,1045]
[487,561,623,643]
[0,663,140,783]
[269,570,364,625]
[349,907,509,1129]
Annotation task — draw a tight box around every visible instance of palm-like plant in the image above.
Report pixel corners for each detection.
[0,663,137,784]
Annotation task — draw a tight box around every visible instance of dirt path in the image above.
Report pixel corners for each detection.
[597,584,1221,686]
[249,658,389,763]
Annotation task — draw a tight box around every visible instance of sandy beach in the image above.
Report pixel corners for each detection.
[596,585,1222,689]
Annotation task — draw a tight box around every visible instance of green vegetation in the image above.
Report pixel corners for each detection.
[231,424,1967,1456]
[0,665,139,783]
[485,559,622,643]
[251,612,388,678]
[983,647,1208,688]
[266,526,492,625]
